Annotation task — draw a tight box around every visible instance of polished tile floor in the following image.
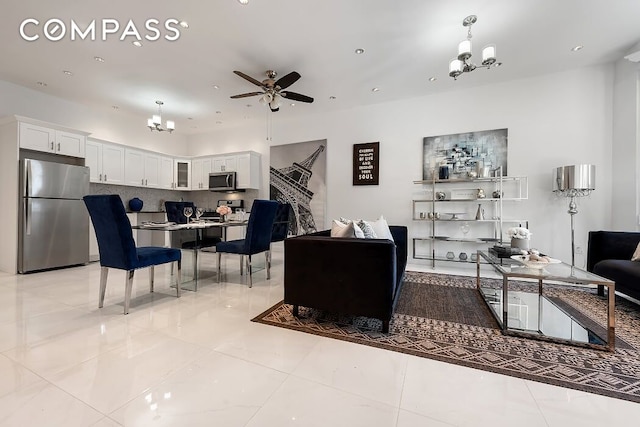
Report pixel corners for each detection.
[1,245,639,426]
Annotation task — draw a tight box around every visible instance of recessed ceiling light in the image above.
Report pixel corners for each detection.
[238,0,249,4]
[187,117,193,120]
[63,70,73,76]
[371,87,380,92]
[112,105,119,110]
[216,121,222,124]
[571,45,583,52]
[212,85,220,89]
[355,48,365,54]
[428,77,437,82]
[94,56,104,63]
[215,111,222,114]
[290,103,295,107]
[132,41,142,47]
[246,104,252,107]
[329,96,336,100]
[36,81,47,87]
[179,21,189,29]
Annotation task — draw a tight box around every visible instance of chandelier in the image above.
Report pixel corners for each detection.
[147,100,175,133]
[449,15,501,80]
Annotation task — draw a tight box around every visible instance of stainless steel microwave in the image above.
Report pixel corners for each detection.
[208,171,237,191]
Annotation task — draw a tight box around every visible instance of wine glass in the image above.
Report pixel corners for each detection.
[460,222,470,238]
[183,206,193,223]
[195,207,204,222]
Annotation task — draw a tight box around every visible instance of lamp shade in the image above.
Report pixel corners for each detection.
[458,40,472,60]
[553,164,596,192]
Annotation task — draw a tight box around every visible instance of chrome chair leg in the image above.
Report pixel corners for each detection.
[240,255,244,275]
[176,260,182,298]
[99,266,108,308]
[149,266,155,293]
[193,248,199,292]
[124,270,134,315]
[217,252,222,283]
[265,250,271,280]
[247,255,252,288]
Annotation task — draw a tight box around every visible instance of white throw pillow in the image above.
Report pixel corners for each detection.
[331,219,356,237]
[338,217,365,238]
[368,215,394,242]
[632,242,640,261]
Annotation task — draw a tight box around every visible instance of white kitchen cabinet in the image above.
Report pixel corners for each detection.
[19,122,86,158]
[124,149,167,188]
[86,139,125,184]
[191,157,212,190]
[173,159,191,190]
[144,153,161,187]
[212,155,237,172]
[159,156,174,189]
[236,151,261,189]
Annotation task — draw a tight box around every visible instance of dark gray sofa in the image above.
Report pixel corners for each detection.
[587,231,640,301]
[283,226,407,333]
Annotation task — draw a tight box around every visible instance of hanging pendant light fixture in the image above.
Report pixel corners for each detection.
[147,100,175,133]
[449,15,501,80]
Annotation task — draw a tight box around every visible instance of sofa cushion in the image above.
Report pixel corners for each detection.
[633,242,640,261]
[338,217,365,238]
[370,215,394,242]
[357,219,378,239]
[593,259,640,288]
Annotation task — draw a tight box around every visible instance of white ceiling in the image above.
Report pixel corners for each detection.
[1,0,639,134]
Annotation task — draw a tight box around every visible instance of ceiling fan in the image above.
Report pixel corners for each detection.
[230,70,314,112]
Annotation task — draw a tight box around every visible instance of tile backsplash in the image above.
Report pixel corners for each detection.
[89,184,259,213]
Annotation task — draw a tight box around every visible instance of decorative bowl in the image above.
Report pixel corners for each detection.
[510,255,561,269]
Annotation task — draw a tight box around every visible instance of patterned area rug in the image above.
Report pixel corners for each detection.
[252,271,640,403]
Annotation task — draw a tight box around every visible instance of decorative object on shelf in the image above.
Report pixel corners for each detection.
[460,222,470,236]
[477,188,486,199]
[448,15,501,80]
[353,142,379,186]
[446,251,455,260]
[438,165,450,179]
[436,191,446,200]
[447,212,465,220]
[471,253,478,262]
[553,164,595,267]
[508,227,531,250]
[467,170,478,179]
[475,204,485,220]
[419,212,426,219]
[216,204,232,222]
[422,129,508,180]
[427,212,440,220]
[492,190,503,198]
[459,252,468,261]
[128,197,143,212]
[147,100,175,133]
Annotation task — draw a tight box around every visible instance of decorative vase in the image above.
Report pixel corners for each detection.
[220,214,227,223]
[459,252,468,261]
[446,251,455,260]
[128,197,143,212]
[511,237,530,250]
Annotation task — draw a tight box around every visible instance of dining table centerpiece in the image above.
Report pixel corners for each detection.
[216,205,232,222]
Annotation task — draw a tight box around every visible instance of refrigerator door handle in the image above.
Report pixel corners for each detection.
[24,159,31,196]
[25,198,31,236]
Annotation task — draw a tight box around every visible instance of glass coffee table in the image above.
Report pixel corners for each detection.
[476,250,615,351]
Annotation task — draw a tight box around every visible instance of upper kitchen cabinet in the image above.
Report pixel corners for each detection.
[19,121,87,158]
[85,139,125,185]
[159,156,174,189]
[236,151,261,189]
[191,157,212,190]
[173,159,191,190]
[212,155,237,172]
[124,148,165,188]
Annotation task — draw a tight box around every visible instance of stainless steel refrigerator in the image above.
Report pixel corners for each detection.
[18,159,90,273]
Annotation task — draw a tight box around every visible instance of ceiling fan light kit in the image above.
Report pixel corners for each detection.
[449,15,500,80]
[230,69,314,112]
[147,100,175,133]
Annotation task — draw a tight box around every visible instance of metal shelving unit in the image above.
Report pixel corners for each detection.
[412,167,528,267]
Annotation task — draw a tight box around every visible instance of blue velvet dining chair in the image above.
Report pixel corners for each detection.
[84,195,182,314]
[216,199,279,287]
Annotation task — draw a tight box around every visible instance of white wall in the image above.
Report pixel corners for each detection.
[188,65,615,269]
[0,80,188,156]
[612,58,640,231]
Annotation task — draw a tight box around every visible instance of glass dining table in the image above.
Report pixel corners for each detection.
[133,219,248,290]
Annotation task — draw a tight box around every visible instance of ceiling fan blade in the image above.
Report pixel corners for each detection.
[230,91,263,99]
[281,91,314,103]
[275,71,301,90]
[233,71,265,87]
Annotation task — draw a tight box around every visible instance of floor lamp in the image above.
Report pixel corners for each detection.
[552,164,596,267]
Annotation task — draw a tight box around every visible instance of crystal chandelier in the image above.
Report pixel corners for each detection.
[449,15,501,80]
[147,100,175,133]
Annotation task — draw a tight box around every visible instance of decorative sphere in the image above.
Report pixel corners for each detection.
[128,197,143,212]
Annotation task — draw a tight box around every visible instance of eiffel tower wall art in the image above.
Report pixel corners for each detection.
[270,140,327,235]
